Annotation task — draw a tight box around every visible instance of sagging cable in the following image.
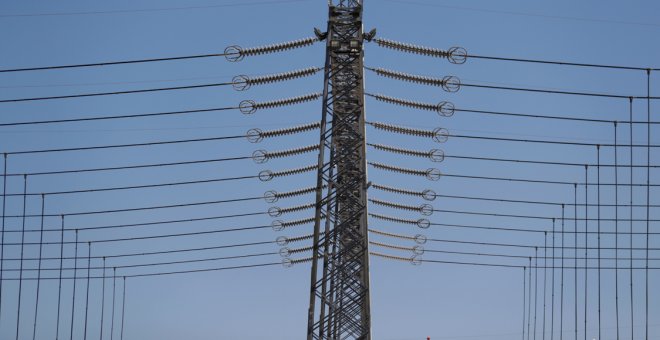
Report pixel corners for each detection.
[246,122,321,143]
[370,251,421,265]
[370,241,424,255]
[369,229,428,245]
[369,213,430,229]
[239,92,322,114]
[366,93,455,117]
[371,183,437,201]
[369,161,441,181]
[232,67,322,91]
[225,36,319,62]
[252,144,320,163]
[365,67,460,92]
[259,164,317,181]
[264,185,324,203]
[268,203,315,217]
[369,198,433,216]
[368,143,444,162]
[276,234,315,246]
[372,37,467,64]
[367,121,449,143]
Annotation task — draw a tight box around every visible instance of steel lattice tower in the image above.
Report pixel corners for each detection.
[307,1,373,339]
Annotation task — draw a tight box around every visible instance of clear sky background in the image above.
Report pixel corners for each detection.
[0,0,658,339]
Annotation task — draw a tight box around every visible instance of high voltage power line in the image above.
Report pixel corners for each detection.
[0,1,657,339]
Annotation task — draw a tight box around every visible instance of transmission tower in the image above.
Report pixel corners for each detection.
[307,1,375,339]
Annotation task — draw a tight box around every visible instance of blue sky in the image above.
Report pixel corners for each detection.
[0,0,658,339]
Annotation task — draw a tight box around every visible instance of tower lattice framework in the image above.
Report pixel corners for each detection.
[307,1,372,339]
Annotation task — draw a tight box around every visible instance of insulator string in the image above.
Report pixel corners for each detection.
[253,144,319,163]
[365,66,460,92]
[367,121,448,142]
[259,164,318,182]
[247,122,321,143]
[225,36,318,62]
[239,93,322,114]
[366,93,455,117]
[368,143,444,162]
[371,183,436,201]
[233,67,322,91]
[369,198,432,215]
[368,161,441,181]
[372,37,467,64]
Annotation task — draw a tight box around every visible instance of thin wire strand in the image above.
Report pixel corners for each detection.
[461,82,660,100]
[629,98,635,340]
[0,154,6,322]
[5,155,252,177]
[0,53,232,73]
[614,122,621,340]
[111,268,115,340]
[466,53,659,72]
[597,146,602,340]
[0,82,233,103]
[69,230,78,340]
[100,257,106,340]
[574,184,578,340]
[543,233,547,340]
[5,134,243,156]
[121,278,126,340]
[15,175,28,340]
[55,216,65,340]
[645,69,651,340]
[584,166,588,340]
[31,194,45,340]
[84,243,91,340]
[0,106,238,127]
[523,267,527,340]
